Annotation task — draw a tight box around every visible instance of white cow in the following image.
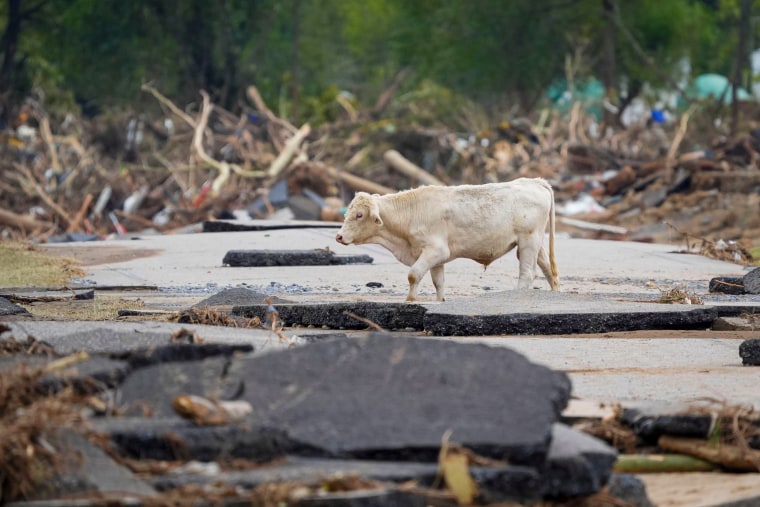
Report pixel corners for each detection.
[336,177,559,301]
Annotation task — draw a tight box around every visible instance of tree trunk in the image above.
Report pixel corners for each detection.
[601,0,618,127]
[290,0,302,124]
[731,0,751,136]
[0,0,21,94]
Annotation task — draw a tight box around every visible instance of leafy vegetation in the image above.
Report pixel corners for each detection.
[0,0,755,125]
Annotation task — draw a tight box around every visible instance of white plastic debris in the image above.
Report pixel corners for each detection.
[557,194,606,216]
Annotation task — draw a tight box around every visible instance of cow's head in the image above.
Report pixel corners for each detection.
[335,192,383,245]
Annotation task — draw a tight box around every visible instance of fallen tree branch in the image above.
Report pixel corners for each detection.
[193,91,267,195]
[328,166,395,195]
[372,66,412,117]
[664,106,695,181]
[384,149,445,186]
[141,83,197,129]
[0,208,53,232]
[658,435,760,472]
[37,115,63,180]
[560,217,628,235]
[14,163,74,228]
[266,123,311,179]
[66,193,93,233]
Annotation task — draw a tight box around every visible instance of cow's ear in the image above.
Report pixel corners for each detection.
[369,201,383,226]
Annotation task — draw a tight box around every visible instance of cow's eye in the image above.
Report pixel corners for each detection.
[355,212,363,220]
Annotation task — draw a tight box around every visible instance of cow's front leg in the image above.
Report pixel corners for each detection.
[430,264,446,301]
[406,248,448,302]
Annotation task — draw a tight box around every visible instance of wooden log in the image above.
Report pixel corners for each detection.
[67,193,94,233]
[559,217,628,235]
[604,166,637,195]
[0,208,53,232]
[614,453,717,473]
[383,150,445,186]
[743,267,760,295]
[332,168,395,195]
[15,163,74,228]
[267,123,311,178]
[658,435,760,472]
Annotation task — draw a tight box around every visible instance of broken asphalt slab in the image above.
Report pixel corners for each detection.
[85,334,619,501]
[147,423,616,502]
[109,334,572,465]
[222,249,373,267]
[232,290,752,335]
[0,296,30,316]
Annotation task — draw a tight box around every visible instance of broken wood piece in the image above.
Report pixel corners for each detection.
[67,193,94,233]
[384,149,445,186]
[0,208,53,232]
[141,83,198,128]
[613,453,717,473]
[222,249,373,267]
[331,167,395,195]
[658,435,760,472]
[15,163,75,228]
[266,123,311,178]
[560,217,628,235]
[172,394,252,426]
[193,91,266,195]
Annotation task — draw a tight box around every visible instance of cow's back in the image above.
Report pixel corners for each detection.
[435,179,552,263]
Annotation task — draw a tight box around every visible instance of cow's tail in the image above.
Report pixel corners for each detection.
[546,180,559,291]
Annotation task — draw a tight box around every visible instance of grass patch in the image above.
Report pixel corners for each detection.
[19,295,145,321]
[0,241,84,288]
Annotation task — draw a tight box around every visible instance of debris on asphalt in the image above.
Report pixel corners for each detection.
[171,307,261,329]
[656,286,703,305]
[591,400,760,473]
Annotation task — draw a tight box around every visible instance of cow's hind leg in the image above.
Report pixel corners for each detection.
[537,244,559,291]
[430,264,445,301]
[407,248,448,302]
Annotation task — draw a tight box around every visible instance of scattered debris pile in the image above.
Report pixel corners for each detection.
[0,87,758,258]
[0,329,639,505]
[581,400,760,474]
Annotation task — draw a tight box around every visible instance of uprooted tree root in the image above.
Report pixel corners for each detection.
[0,357,85,502]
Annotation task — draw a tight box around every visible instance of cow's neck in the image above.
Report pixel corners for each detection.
[371,197,420,264]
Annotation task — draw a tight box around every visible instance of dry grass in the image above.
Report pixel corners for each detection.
[0,241,84,288]
[0,347,86,502]
[19,295,145,321]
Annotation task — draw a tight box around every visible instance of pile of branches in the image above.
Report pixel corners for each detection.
[1,84,759,248]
